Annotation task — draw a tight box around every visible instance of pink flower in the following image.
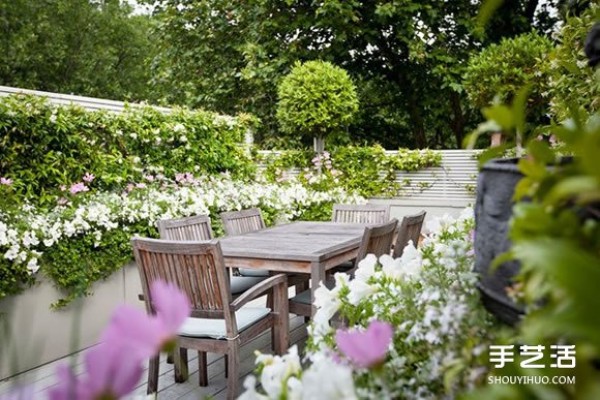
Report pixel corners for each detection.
[82,172,95,183]
[0,177,13,186]
[175,172,195,185]
[80,342,144,399]
[47,364,86,400]
[69,182,89,194]
[143,174,155,182]
[135,182,147,189]
[335,320,393,368]
[0,385,34,400]
[57,197,69,206]
[102,281,191,358]
[48,280,190,400]
[48,343,142,400]
[59,185,67,191]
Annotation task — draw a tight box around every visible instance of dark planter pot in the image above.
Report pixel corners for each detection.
[474,158,525,325]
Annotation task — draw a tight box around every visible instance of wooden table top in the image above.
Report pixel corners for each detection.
[219,221,368,263]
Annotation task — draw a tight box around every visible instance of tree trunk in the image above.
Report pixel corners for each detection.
[449,91,466,148]
[407,91,427,148]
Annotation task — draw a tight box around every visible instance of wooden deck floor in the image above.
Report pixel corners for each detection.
[0,315,308,400]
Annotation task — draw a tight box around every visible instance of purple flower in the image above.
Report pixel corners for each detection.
[82,173,95,183]
[69,182,89,194]
[0,177,13,186]
[335,320,393,368]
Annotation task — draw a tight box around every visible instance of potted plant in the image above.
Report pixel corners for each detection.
[466,10,600,325]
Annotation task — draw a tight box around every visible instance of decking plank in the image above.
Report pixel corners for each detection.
[0,314,307,400]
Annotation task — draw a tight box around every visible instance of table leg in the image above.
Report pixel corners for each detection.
[310,261,326,317]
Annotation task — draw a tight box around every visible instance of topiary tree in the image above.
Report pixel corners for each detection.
[463,32,553,127]
[276,60,358,152]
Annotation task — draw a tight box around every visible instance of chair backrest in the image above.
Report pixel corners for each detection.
[393,210,426,258]
[332,204,390,224]
[132,238,235,326]
[157,214,213,241]
[353,218,398,272]
[220,208,266,236]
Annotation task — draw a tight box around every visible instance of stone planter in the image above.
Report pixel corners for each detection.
[474,158,525,325]
[0,262,143,380]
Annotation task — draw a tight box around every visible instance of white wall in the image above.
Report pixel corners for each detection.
[0,263,143,380]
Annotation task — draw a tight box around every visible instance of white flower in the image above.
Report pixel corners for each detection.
[173,123,186,133]
[238,376,268,400]
[301,355,357,400]
[347,278,375,305]
[258,345,302,399]
[354,253,377,282]
[26,258,39,274]
[313,283,341,330]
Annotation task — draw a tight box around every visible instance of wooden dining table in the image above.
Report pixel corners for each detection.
[218,221,369,315]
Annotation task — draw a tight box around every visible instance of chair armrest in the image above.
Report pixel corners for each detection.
[230,274,288,311]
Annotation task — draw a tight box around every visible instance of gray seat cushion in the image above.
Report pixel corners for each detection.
[290,279,336,305]
[230,275,268,294]
[239,268,270,277]
[178,307,271,339]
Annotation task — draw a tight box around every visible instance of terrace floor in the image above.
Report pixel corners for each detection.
[0,313,308,400]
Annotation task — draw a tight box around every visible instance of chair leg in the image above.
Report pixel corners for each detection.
[198,351,208,386]
[224,354,228,378]
[174,346,189,383]
[226,344,240,400]
[147,354,159,395]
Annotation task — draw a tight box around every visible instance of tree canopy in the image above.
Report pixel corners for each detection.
[1,0,566,149]
[144,0,560,149]
[0,0,159,102]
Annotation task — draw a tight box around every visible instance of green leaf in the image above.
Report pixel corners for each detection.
[482,104,514,131]
[526,140,555,164]
[546,177,600,205]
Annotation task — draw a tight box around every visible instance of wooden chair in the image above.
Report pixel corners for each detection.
[393,210,426,258]
[332,203,391,224]
[330,203,391,272]
[220,208,310,307]
[220,208,270,278]
[157,214,269,294]
[132,238,289,400]
[288,218,399,318]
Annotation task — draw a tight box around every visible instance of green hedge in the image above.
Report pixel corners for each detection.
[0,95,256,205]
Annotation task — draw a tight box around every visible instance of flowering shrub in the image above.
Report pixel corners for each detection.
[258,145,442,198]
[0,173,363,306]
[242,209,497,399]
[0,95,256,206]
